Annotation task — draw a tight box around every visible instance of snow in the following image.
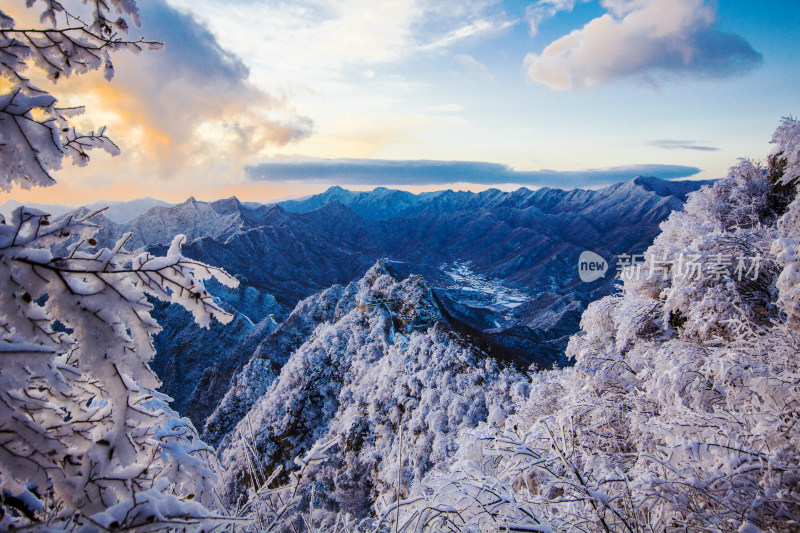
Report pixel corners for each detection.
[771,116,800,185]
[442,261,530,312]
[0,201,232,528]
[4,47,800,532]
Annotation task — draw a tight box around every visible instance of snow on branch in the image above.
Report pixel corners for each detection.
[0,1,161,191]
[0,207,239,529]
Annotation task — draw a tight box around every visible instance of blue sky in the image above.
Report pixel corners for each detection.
[3,0,799,204]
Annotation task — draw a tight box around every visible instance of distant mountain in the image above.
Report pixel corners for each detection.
[1,197,172,224]
[277,177,708,221]
[279,185,423,219]
[0,200,73,219]
[87,177,711,428]
[85,197,172,223]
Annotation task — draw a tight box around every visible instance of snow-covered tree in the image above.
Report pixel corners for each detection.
[404,118,800,532]
[0,2,242,529]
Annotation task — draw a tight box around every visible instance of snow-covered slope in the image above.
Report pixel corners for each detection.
[209,262,530,525]
[150,299,280,426]
[121,197,249,249]
[204,283,349,446]
[85,197,172,223]
[1,197,173,224]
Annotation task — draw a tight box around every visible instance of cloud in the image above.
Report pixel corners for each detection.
[166,0,514,84]
[649,139,719,152]
[525,0,762,90]
[526,0,585,36]
[245,158,701,187]
[138,0,250,85]
[455,54,495,81]
[53,0,312,188]
[420,18,514,51]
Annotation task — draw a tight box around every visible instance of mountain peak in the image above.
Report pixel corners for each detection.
[631,175,670,189]
[628,175,713,202]
[210,196,243,214]
[311,199,359,215]
[362,259,401,282]
[210,256,528,515]
[357,261,443,330]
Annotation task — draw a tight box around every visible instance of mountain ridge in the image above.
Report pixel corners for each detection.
[275,176,712,220]
[87,176,712,429]
[210,262,530,520]
[0,197,172,224]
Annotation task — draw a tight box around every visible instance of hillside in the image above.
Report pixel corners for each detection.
[208,262,530,526]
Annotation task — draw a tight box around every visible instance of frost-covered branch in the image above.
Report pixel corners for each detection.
[0,207,239,529]
[0,2,162,191]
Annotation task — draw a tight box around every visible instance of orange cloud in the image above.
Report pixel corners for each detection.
[1,0,313,205]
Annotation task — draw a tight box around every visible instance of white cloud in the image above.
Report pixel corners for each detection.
[455,54,495,81]
[525,0,584,36]
[161,0,421,92]
[525,0,762,91]
[50,0,313,190]
[420,18,514,51]
[165,0,512,87]
[649,139,719,152]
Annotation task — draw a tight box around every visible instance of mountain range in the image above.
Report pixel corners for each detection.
[0,197,172,224]
[67,176,710,428]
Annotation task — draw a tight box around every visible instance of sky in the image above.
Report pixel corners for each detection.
[2,0,799,205]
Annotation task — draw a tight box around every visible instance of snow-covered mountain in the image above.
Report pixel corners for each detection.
[149,298,281,425]
[189,117,800,533]
[278,176,704,221]
[121,197,266,249]
[0,200,74,219]
[1,197,172,224]
[82,177,708,429]
[51,177,706,432]
[208,262,530,525]
[278,185,424,219]
[85,197,172,223]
